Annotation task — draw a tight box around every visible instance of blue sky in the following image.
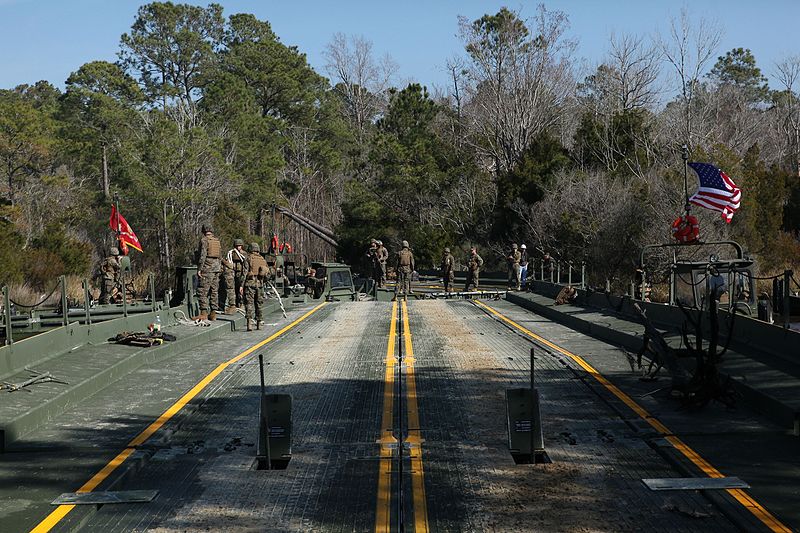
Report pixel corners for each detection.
[1,0,798,93]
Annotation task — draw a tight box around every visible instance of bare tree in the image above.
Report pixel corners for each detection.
[608,32,662,111]
[656,8,722,148]
[573,33,662,178]
[774,55,800,176]
[323,33,397,144]
[458,5,576,174]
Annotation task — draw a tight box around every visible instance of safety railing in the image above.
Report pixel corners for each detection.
[1,273,161,346]
[526,259,586,289]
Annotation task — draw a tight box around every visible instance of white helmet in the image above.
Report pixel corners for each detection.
[520,244,527,249]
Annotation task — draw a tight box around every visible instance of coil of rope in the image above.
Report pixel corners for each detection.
[172,309,211,327]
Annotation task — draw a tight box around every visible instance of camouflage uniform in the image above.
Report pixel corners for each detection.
[394,241,415,299]
[441,247,455,292]
[223,239,248,312]
[507,244,522,290]
[196,226,222,318]
[366,241,379,284]
[376,241,389,288]
[244,242,270,331]
[99,247,121,304]
[464,248,484,291]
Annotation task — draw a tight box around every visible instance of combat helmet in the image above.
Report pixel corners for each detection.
[109,246,120,256]
[401,240,409,248]
[249,242,261,253]
[444,247,450,253]
[234,238,245,247]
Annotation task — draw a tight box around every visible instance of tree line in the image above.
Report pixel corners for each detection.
[1,3,799,292]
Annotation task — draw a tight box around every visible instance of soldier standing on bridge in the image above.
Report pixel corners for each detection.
[99,246,121,304]
[244,242,269,331]
[441,247,455,293]
[464,246,484,291]
[507,243,521,291]
[376,240,388,288]
[223,239,248,314]
[394,240,415,300]
[196,224,222,321]
[366,239,379,284]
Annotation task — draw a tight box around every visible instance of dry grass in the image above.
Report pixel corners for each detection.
[128,270,156,298]
[5,275,88,310]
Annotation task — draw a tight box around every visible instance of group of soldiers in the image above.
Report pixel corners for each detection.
[195,225,271,332]
[441,245,486,292]
[366,239,389,288]
[368,239,534,296]
[366,240,487,298]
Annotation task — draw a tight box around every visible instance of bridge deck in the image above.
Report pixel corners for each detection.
[1,299,795,532]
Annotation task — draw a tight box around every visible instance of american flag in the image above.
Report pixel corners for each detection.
[688,162,741,223]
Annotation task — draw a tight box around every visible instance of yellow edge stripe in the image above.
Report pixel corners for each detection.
[31,302,328,533]
[402,300,429,533]
[473,300,791,533]
[375,300,398,533]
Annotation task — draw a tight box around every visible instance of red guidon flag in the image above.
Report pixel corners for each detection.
[109,205,142,252]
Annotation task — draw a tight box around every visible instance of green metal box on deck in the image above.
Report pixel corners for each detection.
[258,393,292,469]
[505,387,544,462]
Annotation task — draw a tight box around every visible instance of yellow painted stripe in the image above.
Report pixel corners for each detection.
[473,300,792,533]
[375,300,398,533]
[402,300,429,533]
[30,302,328,533]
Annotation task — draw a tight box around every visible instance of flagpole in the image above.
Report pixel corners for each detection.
[682,144,690,214]
[113,193,121,243]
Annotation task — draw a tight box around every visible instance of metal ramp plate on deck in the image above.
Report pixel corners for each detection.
[642,477,749,491]
[52,490,158,505]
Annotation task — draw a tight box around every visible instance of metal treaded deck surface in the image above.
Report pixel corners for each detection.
[1,307,316,532]
[407,300,738,532]
[71,302,390,533]
[482,298,796,532]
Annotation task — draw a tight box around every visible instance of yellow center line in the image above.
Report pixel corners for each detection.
[473,300,791,533]
[375,300,398,533]
[31,302,328,533]
[402,299,429,533]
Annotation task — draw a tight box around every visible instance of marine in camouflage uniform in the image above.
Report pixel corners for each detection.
[99,247,121,304]
[366,239,379,284]
[222,239,248,314]
[441,247,455,293]
[507,243,522,291]
[376,240,388,288]
[196,224,222,320]
[464,247,484,291]
[244,242,270,331]
[393,240,415,300]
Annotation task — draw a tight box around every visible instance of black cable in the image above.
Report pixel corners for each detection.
[9,281,62,309]
[675,272,708,287]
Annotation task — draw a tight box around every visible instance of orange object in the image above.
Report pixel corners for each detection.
[671,214,700,243]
